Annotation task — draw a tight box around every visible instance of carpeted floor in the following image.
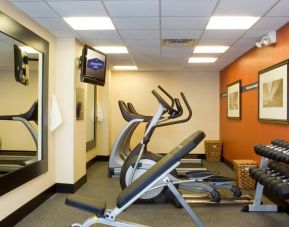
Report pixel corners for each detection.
[15,161,288,227]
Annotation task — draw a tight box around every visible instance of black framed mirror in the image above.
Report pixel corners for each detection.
[0,11,48,196]
[86,84,96,151]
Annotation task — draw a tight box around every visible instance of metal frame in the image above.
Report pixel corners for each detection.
[70,161,204,227]
[245,157,278,212]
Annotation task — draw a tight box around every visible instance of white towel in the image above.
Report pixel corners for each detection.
[96,102,104,122]
[50,95,63,131]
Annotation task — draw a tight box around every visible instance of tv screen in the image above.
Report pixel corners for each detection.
[14,44,29,86]
[80,45,106,86]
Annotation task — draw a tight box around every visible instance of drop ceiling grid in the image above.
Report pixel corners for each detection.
[7,0,289,71]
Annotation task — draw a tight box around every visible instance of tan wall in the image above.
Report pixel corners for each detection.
[0,1,56,220]
[109,71,220,155]
[0,70,38,150]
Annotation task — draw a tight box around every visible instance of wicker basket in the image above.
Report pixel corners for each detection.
[233,160,257,189]
[204,140,222,162]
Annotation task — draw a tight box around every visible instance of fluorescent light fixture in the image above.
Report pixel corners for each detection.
[19,46,38,54]
[193,45,229,53]
[63,17,115,30]
[206,16,260,29]
[94,46,128,54]
[113,65,138,70]
[188,57,217,63]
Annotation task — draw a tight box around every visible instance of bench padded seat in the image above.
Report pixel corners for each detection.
[65,194,106,217]
[117,130,205,208]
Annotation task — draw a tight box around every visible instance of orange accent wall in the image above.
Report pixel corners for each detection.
[220,23,289,164]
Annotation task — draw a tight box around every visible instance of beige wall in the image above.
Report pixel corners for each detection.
[0,1,56,220]
[87,69,112,160]
[0,69,38,150]
[109,71,220,155]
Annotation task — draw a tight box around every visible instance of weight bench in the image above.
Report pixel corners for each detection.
[66,130,206,227]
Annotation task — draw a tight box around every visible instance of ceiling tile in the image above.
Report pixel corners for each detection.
[197,38,237,46]
[47,1,108,17]
[124,39,160,47]
[162,17,209,30]
[112,17,159,29]
[161,0,218,16]
[104,1,159,17]
[243,29,272,38]
[34,17,71,31]
[233,38,256,47]
[251,17,289,30]
[201,30,246,39]
[49,30,78,38]
[83,39,125,46]
[77,30,121,40]
[214,0,278,16]
[107,54,132,63]
[11,2,58,17]
[266,0,289,16]
[119,30,160,40]
[161,30,202,39]
[161,47,191,59]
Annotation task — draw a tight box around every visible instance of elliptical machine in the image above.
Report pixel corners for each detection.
[119,88,243,203]
[109,85,206,177]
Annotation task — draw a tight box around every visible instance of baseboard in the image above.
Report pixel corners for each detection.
[223,157,234,170]
[0,185,56,227]
[55,174,87,193]
[86,155,109,169]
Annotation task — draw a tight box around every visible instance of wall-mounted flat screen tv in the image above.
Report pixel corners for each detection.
[14,44,29,86]
[80,45,107,86]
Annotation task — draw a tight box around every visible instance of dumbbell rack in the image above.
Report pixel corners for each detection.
[243,139,289,212]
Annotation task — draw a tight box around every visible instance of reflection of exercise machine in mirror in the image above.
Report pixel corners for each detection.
[0,32,41,178]
[0,101,38,176]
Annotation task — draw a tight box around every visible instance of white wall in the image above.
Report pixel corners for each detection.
[110,71,220,155]
[0,1,56,220]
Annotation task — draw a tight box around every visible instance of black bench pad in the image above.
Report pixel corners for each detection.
[65,194,106,217]
[207,176,236,183]
[185,171,215,179]
[117,130,205,208]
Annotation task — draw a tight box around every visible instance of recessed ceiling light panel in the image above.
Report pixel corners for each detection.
[206,16,260,29]
[193,45,229,53]
[94,46,128,54]
[188,57,217,63]
[113,66,138,70]
[63,17,115,30]
[20,46,38,54]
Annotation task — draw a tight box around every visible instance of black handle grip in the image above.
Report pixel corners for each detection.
[127,103,139,115]
[156,92,191,127]
[152,90,172,110]
[158,85,174,108]
[173,98,183,118]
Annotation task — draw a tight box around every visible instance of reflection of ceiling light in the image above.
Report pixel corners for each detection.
[206,16,260,29]
[20,46,38,54]
[94,46,128,54]
[63,17,115,30]
[255,31,276,48]
[113,65,138,70]
[188,57,217,63]
[193,46,229,53]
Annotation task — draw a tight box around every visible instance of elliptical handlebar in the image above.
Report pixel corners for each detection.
[152,90,172,111]
[157,92,192,127]
[157,85,174,108]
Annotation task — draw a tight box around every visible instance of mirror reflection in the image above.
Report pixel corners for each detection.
[0,31,42,177]
[86,84,96,150]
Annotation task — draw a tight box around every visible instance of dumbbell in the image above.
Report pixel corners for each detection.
[272,181,289,200]
[264,163,289,191]
[249,167,281,185]
[254,145,285,160]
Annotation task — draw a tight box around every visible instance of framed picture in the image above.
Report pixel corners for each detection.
[258,60,289,124]
[227,80,242,119]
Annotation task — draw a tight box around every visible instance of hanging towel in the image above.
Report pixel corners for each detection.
[96,102,104,122]
[50,95,63,131]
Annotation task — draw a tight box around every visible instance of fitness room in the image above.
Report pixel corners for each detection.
[0,0,289,226]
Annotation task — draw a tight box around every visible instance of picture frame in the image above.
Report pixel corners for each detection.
[258,60,289,124]
[227,80,242,119]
